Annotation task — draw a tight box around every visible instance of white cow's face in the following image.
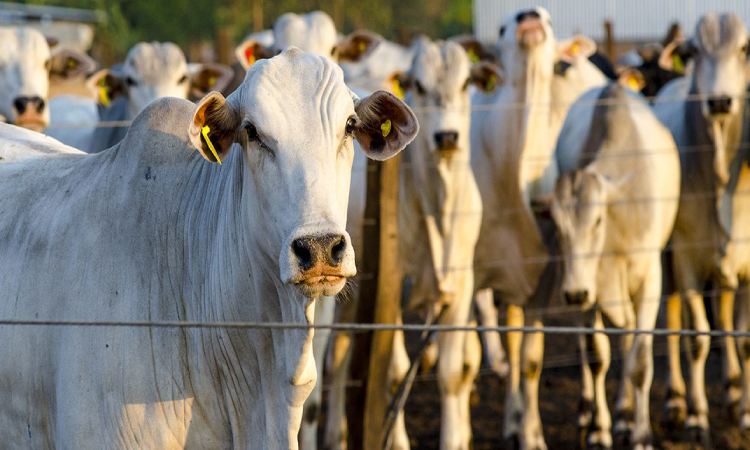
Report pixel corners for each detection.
[551,171,609,308]
[120,42,190,117]
[402,40,501,157]
[188,49,418,298]
[496,7,556,83]
[690,13,750,119]
[273,11,339,59]
[0,28,51,130]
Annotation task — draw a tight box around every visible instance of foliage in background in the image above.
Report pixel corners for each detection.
[11,0,473,62]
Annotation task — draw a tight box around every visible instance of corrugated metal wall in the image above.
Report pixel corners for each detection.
[473,0,750,44]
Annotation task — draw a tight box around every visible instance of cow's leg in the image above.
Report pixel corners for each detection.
[664,292,687,427]
[613,322,635,444]
[624,263,661,450]
[577,333,595,449]
[504,303,525,447]
[437,278,480,450]
[301,297,335,450]
[476,288,509,378]
[387,318,411,450]
[520,316,546,450]
[581,309,612,450]
[683,289,712,446]
[737,288,750,429]
[324,298,357,450]
[715,290,741,417]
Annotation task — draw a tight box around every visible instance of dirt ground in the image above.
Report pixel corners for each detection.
[400,327,750,450]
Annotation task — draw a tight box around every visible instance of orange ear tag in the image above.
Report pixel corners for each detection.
[244,47,256,67]
[201,125,222,165]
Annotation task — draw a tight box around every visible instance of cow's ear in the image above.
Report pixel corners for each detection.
[49,47,96,78]
[235,39,278,71]
[557,36,597,62]
[617,67,646,92]
[188,92,239,164]
[354,90,418,161]
[336,30,382,62]
[470,62,504,93]
[45,36,59,49]
[658,39,695,74]
[189,63,234,98]
[387,71,411,98]
[453,35,500,64]
[86,69,126,106]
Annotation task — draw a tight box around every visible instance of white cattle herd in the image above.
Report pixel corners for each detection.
[0,6,749,450]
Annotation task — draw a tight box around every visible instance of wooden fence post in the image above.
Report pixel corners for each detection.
[604,20,615,63]
[347,155,402,450]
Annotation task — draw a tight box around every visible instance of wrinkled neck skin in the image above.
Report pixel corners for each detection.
[175,148,315,449]
[685,76,746,251]
[506,45,557,203]
[404,103,476,298]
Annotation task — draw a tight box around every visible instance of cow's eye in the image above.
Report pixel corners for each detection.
[345,116,357,136]
[245,123,259,141]
[742,43,749,55]
[44,59,51,71]
[595,216,602,228]
[178,74,188,84]
[415,80,426,95]
[499,26,506,38]
[126,76,137,86]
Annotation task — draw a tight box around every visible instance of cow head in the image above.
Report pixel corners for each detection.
[0,28,90,131]
[235,12,381,71]
[188,48,418,298]
[550,169,632,308]
[663,14,750,119]
[496,7,556,82]
[397,40,502,158]
[90,42,232,118]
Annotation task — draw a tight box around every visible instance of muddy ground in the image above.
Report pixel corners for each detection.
[400,325,750,450]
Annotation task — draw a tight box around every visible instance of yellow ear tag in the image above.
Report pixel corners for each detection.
[392,79,404,99]
[381,119,392,138]
[358,41,366,53]
[486,74,497,92]
[672,54,684,74]
[98,78,110,107]
[208,76,216,87]
[67,58,76,68]
[570,43,580,56]
[467,48,480,64]
[247,55,256,66]
[201,125,222,165]
[626,75,640,92]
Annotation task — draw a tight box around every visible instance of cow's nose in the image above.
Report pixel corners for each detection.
[434,131,459,150]
[291,234,347,271]
[13,96,45,115]
[564,290,589,305]
[707,96,733,115]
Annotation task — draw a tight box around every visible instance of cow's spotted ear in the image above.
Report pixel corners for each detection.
[49,47,96,78]
[354,90,418,161]
[469,61,504,93]
[189,92,240,164]
[189,63,234,98]
[235,39,278,71]
[336,30,382,62]
[86,69,125,107]
[556,35,597,63]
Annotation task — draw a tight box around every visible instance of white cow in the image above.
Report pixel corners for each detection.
[340,34,420,93]
[235,11,382,71]
[378,39,500,450]
[46,42,233,153]
[654,13,750,444]
[0,48,417,450]
[468,7,606,449]
[0,27,91,131]
[0,122,83,162]
[552,84,680,449]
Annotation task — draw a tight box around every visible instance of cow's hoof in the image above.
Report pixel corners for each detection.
[502,434,520,450]
[686,426,712,448]
[662,396,686,429]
